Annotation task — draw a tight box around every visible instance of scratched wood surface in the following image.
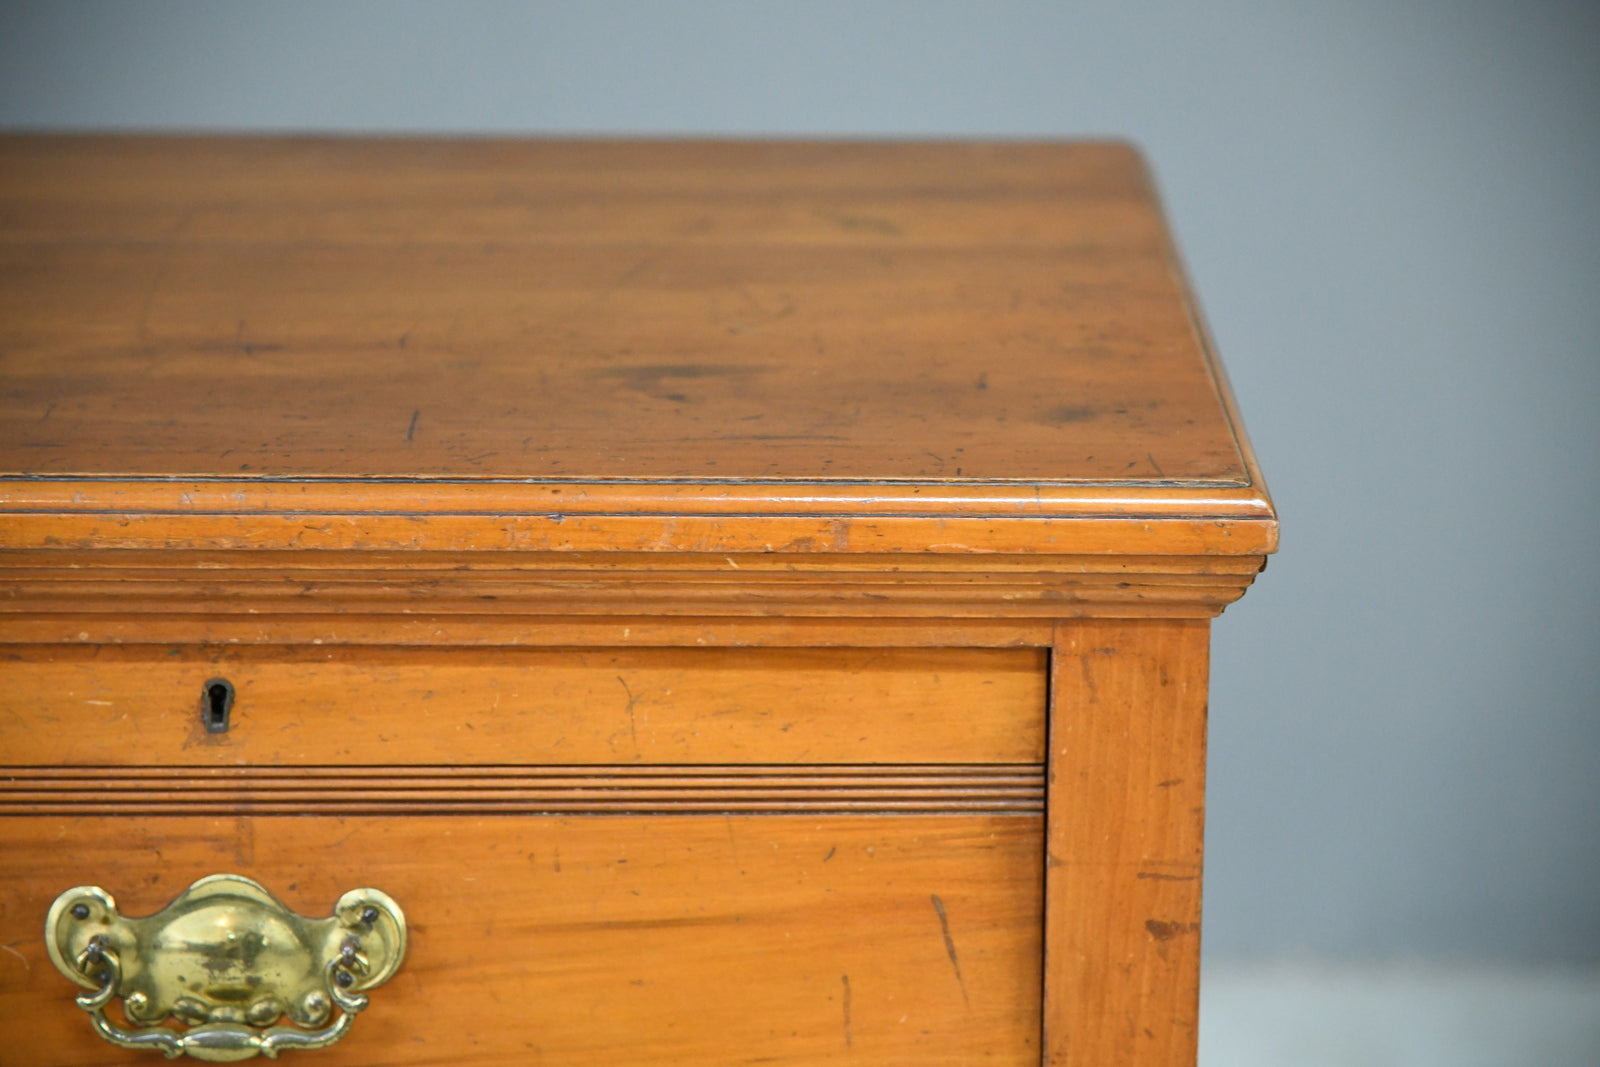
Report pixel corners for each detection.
[0,137,1276,1067]
[0,136,1243,484]
[0,135,1274,558]
[0,814,1044,1066]
[0,645,1046,766]
[0,550,1268,635]
[1044,619,1211,1066]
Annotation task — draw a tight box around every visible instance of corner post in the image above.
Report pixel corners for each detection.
[1043,618,1211,1065]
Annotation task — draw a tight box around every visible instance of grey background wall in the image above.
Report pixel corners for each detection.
[3,0,1596,965]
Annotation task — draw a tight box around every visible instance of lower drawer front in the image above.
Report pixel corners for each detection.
[1,815,1043,1065]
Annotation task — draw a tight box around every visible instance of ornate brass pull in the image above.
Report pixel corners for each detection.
[45,874,406,1062]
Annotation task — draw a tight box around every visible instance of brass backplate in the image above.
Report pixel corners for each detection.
[45,874,405,1061]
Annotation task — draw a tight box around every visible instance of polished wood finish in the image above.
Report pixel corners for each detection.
[0,136,1250,486]
[1045,619,1210,1066]
[0,135,1274,561]
[0,550,1268,621]
[0,645,1045,766]
[0,137,1275,1066]
[0,611,1057,649]
[0,815,1045,1065]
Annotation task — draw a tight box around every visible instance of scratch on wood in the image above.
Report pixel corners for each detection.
[841,974,853,1047]
[0,941,29,971]
[233,816,255,868]
[327,824,361,851]
[406,409,420,442]
[616,675,639,753]
[930,894,969,1004]
[1079,656,1099,703]
[605,253,661,294]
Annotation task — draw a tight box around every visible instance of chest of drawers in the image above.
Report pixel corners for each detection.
[0,136,1275,1065]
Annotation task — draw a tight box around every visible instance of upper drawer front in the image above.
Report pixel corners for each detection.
[0,645,1045,766]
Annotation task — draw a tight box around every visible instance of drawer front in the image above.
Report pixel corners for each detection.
[0,814,1044,1065]
[1,645,1045,767]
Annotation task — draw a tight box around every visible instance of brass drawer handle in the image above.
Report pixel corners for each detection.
[45,874,406,1062]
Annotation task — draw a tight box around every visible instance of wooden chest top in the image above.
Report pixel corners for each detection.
[0,136,1273,560]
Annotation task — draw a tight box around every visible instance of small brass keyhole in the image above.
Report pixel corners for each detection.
[202,678,234,733]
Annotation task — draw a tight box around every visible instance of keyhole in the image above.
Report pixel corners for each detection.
[202,678,234,733]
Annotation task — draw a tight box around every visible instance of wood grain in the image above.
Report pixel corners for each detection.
[0,645,1045,766]
[0,814,1043,1066]
[0,613,1057,649]
[0,137,1245,483]
[0,136,1278,1067]
[0,508,1277,557]
[1044,619,1210,1066]
[0,135,1275,559]
[0,549,1270,621]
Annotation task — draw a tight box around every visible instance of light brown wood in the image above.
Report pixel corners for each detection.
[0,645,1044,766]
[1044,619,1210,1066]
[0,135,1277,1067]
[0,508,1275,557]
[0,612,1058,649]
[0,135,1274,560]
[0,814,1044,1066]
[0,550,1268,621]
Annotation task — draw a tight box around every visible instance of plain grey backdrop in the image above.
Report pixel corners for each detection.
[3,1,1596,966]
